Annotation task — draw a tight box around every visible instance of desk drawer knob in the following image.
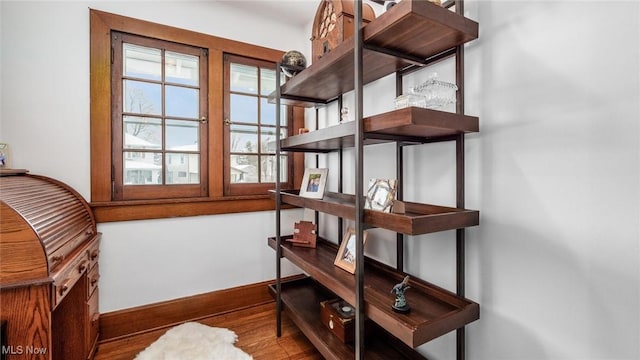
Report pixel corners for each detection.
[59,284,69,296]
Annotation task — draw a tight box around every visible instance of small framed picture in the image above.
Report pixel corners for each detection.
[365,178,397,213]
[334,228,368,274]
[299,168,328,199]
[0,143,10,168]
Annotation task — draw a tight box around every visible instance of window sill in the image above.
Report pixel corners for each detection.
[91,195,295,223]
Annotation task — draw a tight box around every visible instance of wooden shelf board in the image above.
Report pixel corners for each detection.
[281,121,388,152]
[268,238,480,348]
[281,107,479,152]
[365,107,479,137]
[269,277,426,360]
[278,0,478,104]
[271,190,479,236]
[364,0,478,60]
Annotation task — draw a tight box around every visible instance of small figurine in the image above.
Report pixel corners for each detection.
[340,107,350,123]
[391,275,411,313]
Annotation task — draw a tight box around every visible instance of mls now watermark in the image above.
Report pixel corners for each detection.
[2,345,48,355]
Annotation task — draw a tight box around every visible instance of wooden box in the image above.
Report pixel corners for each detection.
[320,299,355,343]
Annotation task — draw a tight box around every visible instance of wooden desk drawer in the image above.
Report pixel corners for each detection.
[86,236,100,270]
[87,264,99,298]
[52,252,89,308]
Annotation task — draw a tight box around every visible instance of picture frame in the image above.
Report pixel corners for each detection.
[334,228,368,274]
[299,168,328,199]
[0,143,10,168]
[365,178,397,213]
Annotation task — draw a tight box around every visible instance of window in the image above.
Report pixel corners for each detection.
[111,32,208,200]
[224,55,291,196]
[90,10,303,222]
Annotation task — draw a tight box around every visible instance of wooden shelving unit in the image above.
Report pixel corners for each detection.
[272,1,480,359]
[269,237,479,348]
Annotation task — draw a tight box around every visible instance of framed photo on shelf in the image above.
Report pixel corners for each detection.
[365,178,397,213]
[299,168,328,199]
[0,143,10,168]
[334,228,368,274]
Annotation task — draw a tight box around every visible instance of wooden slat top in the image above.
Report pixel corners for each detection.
[0,174,97,272]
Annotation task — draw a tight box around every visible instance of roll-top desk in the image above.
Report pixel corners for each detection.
[0,170,101,360]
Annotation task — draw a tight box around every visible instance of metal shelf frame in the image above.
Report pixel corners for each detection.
[275,1,472,359]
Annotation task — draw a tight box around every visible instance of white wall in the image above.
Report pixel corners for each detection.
[310,1,640,359]
[467,2,639,359]
[1,1,638,359]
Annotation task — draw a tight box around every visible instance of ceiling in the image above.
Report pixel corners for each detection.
[217,0,385,28]
[217,0,320,27]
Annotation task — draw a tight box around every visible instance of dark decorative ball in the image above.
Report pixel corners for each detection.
[281,50,307,77]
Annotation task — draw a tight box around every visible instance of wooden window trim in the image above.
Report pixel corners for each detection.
[90,9,303,222]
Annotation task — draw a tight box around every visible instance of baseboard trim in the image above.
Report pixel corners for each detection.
[99,275,303,343]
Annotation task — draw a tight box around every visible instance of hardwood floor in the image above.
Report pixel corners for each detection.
[94,302,323,360]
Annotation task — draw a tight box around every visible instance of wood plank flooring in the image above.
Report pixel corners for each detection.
[94,302,323,360]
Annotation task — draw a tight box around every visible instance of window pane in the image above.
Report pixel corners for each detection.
[230,125,258,153]
[166,153,199,184]
[123,43,161,81]
[260,68,275,96]
[124,116,161,149]
[166,51,198,86]
[230,63,258,94]
[230,154,258,183]
[230,94,258,124]
[166,85,199,118]
[124,151,162,185]
[260,155,288,183]
[260,127,286,153]
[124,80,161,115]
[166,119,199,151]
[260,98,275,125]
[260,69,286,96]
[260,98,287,126]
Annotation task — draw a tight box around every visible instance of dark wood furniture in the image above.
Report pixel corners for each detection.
[0,171,100,360]
[271,1,479,359]
[311,0,376,62]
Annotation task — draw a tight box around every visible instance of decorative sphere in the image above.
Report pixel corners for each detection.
[281,50,307,77]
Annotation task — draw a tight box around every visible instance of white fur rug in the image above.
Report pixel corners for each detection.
[135,322,253,360]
